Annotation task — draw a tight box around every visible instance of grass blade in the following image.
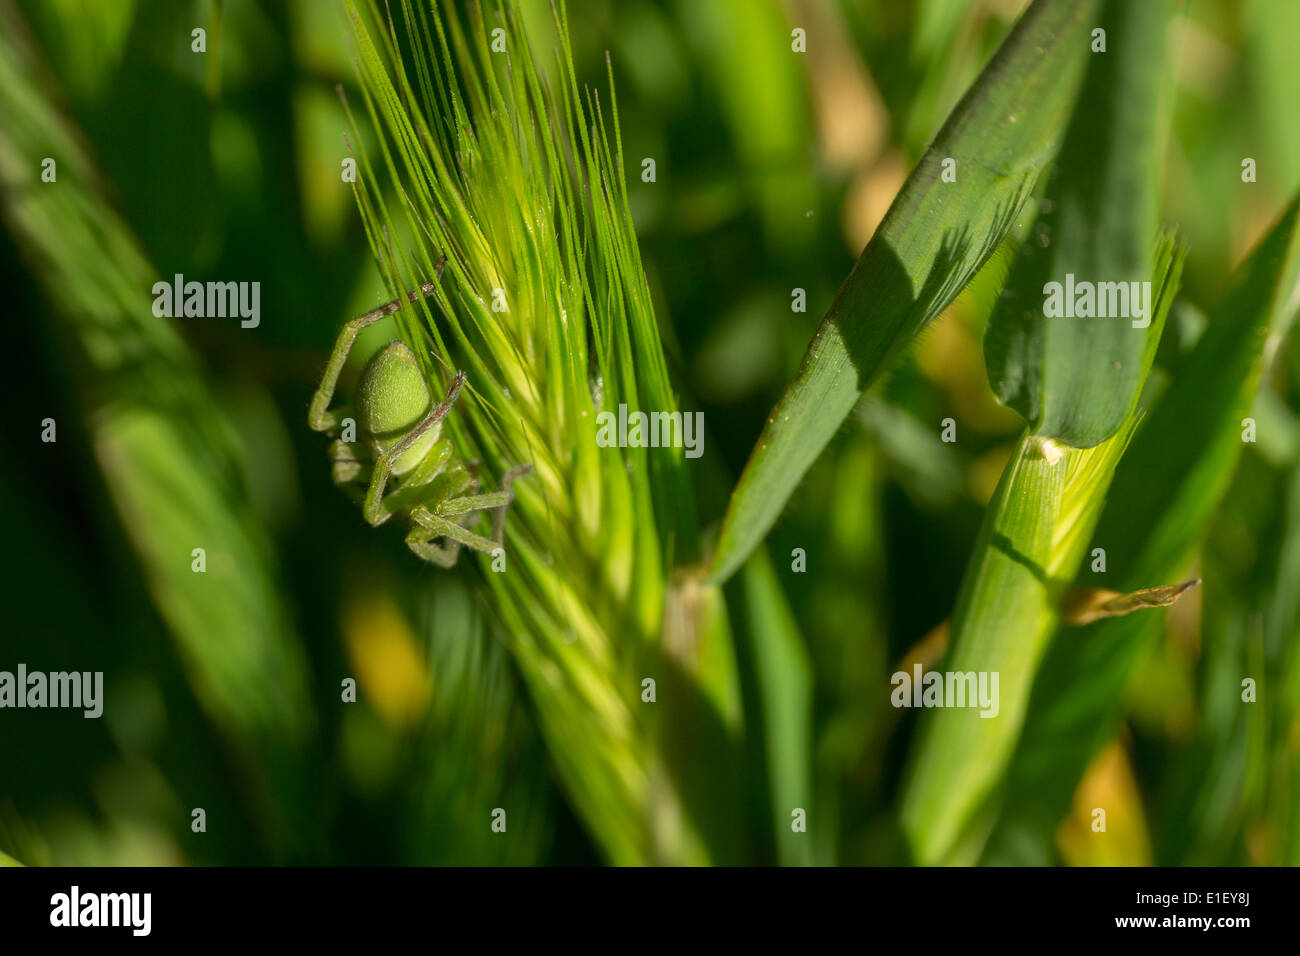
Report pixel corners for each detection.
[707,0,1100,584]
[1266,464,1300,864]
[899,425,1136,864]
[984,0,1173,446]
[900,237,1183,866]
[899,0,1181,860]
[982,196,1300,864]
[739,548,814,866]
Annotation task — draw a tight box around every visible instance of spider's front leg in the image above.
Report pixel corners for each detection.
[308,256,446,433]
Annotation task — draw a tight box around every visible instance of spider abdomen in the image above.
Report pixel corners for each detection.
[356,340,441,476]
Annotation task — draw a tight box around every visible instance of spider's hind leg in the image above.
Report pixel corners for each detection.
[403,464,532,567]
[405,508,496,567]
[489,464,532,544]
[404,518,465,568]
[435,463,533,545]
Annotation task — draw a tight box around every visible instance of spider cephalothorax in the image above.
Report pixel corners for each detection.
[308,260,529,567]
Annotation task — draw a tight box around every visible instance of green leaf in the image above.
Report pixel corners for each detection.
[1265,464,1300,864]
[898,231,1184,864]
[899,424,1136,865]
[657,572,745,864]
[982,196,1300,864]
[708,0,1100,584]
[740,548,814,866]
[984,0,1173,447]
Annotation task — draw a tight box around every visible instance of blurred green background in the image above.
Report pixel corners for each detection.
[1,0,1297,865]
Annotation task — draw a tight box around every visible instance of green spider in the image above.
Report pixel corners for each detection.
[308,256,530,567]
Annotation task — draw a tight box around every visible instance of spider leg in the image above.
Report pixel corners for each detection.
[362,371,466,527]
[435,463,533,543]
[308,256,446,432]
[406,507,498,565]
[491,463,532,544]
[403,464,531,566]
[328,437,366,485]
[404,521,463,568]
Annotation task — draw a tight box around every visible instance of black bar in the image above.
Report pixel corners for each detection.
[0,866,1274,942]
